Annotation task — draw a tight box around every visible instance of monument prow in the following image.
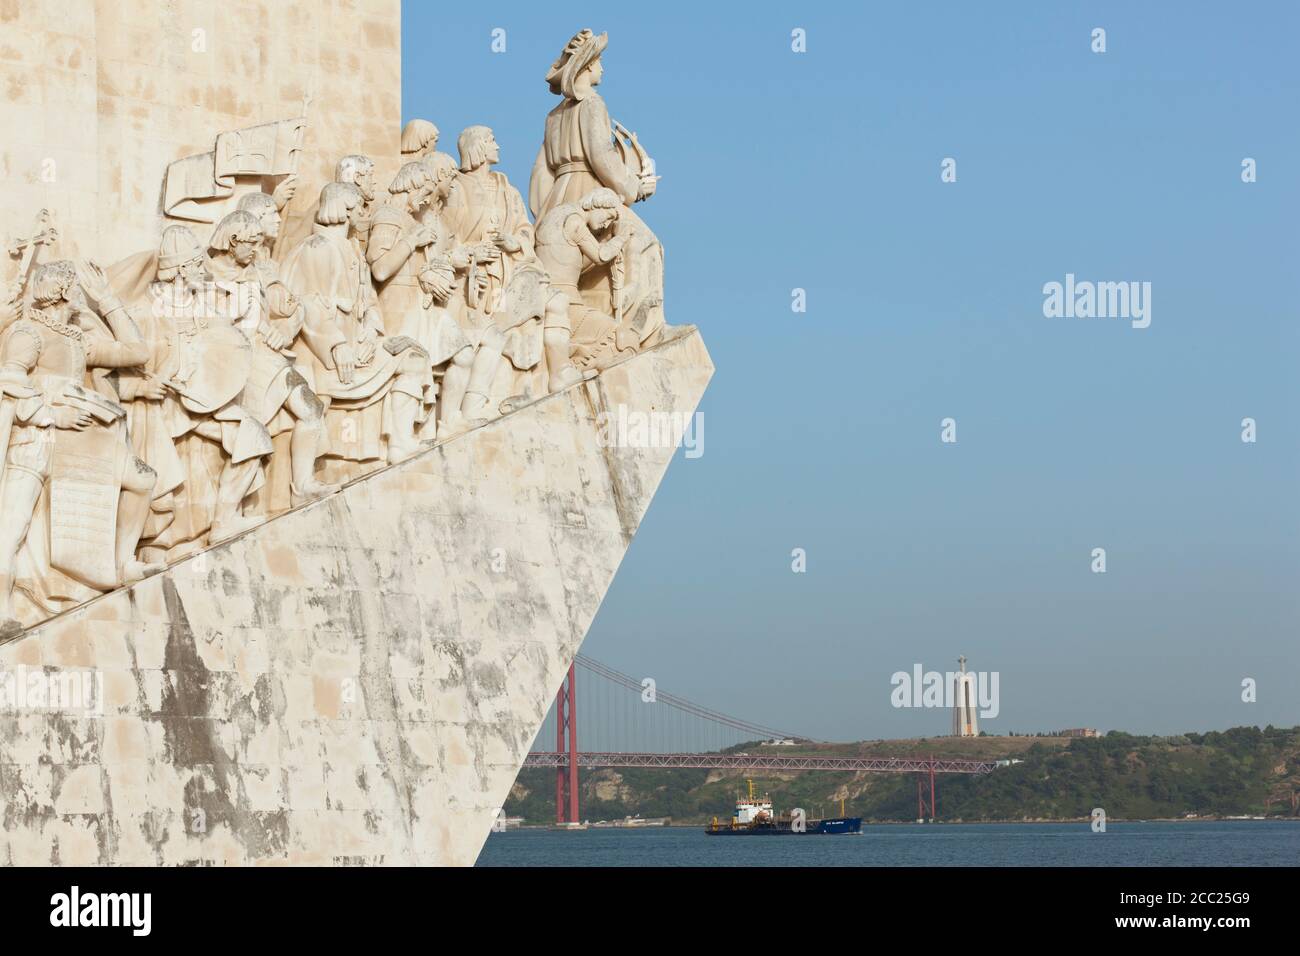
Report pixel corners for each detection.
[0,7,698,866]
[0,328,711,864]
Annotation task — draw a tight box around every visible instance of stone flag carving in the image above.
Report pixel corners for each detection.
[163,118,307,223]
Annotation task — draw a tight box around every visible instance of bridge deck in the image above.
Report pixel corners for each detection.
[523,752,996,774]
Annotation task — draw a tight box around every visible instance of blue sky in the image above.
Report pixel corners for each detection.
[403,1,1300,740]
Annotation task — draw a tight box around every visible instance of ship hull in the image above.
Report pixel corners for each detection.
[705,817,863,836]
[812,817,862,834]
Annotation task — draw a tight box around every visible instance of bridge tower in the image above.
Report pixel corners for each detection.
[554,664,579,823]
[915,755,937,822]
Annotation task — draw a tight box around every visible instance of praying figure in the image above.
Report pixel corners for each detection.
[534,187,652,373]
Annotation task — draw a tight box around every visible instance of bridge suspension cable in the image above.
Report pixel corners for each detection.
[572,653,808,744]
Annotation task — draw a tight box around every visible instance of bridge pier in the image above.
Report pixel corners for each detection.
[555,678,566,825]
[555,664,579,824]
[915,757,938,822]
[568,663,579,824]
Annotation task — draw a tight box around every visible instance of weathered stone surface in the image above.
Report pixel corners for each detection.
[0,328,712,865]
[0,0,402,267]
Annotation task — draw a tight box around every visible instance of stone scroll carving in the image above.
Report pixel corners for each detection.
[0,29,672,636]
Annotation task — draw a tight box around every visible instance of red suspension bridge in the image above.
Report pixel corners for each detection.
[523,654,996,824]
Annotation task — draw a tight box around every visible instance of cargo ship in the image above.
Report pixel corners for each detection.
[705,780,862,835]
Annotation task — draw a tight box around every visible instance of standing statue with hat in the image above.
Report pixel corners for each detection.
[529,29,667,352]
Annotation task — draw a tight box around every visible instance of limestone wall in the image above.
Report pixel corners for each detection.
[0,0,401,273]
[0,330,713,865]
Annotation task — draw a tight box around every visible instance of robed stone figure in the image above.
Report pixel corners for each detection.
[529,29,666,349]
[282,183,431,473]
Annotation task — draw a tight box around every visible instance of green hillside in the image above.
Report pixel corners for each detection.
[504,725,1300,824]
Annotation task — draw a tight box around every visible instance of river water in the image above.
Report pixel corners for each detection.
[476,821,1300,866]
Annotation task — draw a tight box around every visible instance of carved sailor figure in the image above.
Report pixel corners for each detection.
[281,183,431,469]
[237,190,289,262]
[401,119,440,160]
[333,155,381,250]
[207,211,336,508]
[443,125,535,323]
[456,259,588,424]
[367,160,472,439]
[278,154,381,257]
[120,226,273,562]
[0,260,162,632]
[413,153,478,433]
[534,188,653,372]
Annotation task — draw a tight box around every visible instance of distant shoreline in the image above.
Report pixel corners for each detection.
[512,816,1299,830]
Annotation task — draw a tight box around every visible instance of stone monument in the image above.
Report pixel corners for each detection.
[0,10,710,865]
